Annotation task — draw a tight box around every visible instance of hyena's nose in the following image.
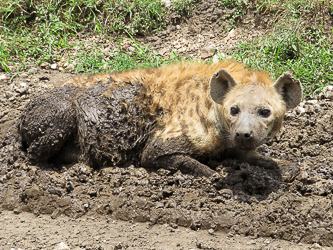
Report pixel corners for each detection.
[235,131,253,140]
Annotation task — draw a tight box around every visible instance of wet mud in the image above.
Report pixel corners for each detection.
[15,81,156,167]
[1,82,333,246]
[1,0,333,246]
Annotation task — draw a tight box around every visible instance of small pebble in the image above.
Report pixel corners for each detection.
[323,85,333,100]
[212,54,219,64]
[41,62,51,69]
[54,242,70,250]
[13,209,21,214]
[67,64,75,72]
[306,100,318,104]
[28,68,38,74]
[296,106,306,115]
[8,66,16,71]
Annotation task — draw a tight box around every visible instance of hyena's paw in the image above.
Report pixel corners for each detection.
[246,151,299,182]
[274,159,300,183]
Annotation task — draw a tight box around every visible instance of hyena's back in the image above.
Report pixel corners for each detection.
[19,80,157,166]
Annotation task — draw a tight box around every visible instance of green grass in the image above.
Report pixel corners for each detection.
[220,0,246,31]
[0,0,169,71]
[0,0,166,35]
[0,41,9,71]
[217,17,333,97]
[219,0,333,32]
[217,0,333,97]
[255,0,333,15]
[171,0,196,15]
[71,37,178,74]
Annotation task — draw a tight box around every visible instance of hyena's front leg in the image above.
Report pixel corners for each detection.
[18,85,80,163]
[243,150,300,182]
[141,135,216,177]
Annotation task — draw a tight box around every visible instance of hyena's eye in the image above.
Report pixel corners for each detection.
[259,109,271,117]
[230,107,239,115]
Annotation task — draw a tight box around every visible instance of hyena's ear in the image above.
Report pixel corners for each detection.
[209,69,237,104]
[273,72,303,110]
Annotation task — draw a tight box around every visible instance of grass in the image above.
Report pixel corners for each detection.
[218,0,333,97]
[0,0,166,35]
[71,37,178,74]
[0,0,170,72]
[255,0,333,15]
[0,0,332,97]
[217,19,333,97]
[171,0,196,15]
[0,41,9,71]
[220,0,246,31]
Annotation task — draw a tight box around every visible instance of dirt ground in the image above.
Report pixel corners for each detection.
[1,1,333,249]
[1,210,327,250]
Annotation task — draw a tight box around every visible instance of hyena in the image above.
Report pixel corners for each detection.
[14,61,302,176]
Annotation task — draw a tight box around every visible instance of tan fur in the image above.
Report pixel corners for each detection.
[64,60,302,172]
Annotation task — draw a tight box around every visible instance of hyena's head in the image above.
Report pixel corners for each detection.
[209,68,302,151]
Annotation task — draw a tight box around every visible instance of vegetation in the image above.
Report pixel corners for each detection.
[218,0,333,97]
[220,0,246,31]
[0,0,332,96]
[0,0,168,71]
[218,19,333,97]
[171,0,196,15]
[0,0,166,35]
[71,37,178,74]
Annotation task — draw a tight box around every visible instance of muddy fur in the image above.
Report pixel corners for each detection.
[7,61,302,176]
[17,80,157,168]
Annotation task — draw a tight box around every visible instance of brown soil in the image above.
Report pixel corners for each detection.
[1,1,333,249]
[0,210,324,250]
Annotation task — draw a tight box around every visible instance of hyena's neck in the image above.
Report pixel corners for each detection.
[172,95,228,155]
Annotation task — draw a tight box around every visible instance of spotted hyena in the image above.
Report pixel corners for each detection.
[13,61,302,176]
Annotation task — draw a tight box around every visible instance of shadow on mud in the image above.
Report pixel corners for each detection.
[213,160,282,202]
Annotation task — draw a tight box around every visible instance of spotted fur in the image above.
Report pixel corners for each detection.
[18,61,302,176]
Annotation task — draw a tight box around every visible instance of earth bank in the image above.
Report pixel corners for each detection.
[1,64,333,248]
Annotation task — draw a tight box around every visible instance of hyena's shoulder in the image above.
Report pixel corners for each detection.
[63,60,257,91]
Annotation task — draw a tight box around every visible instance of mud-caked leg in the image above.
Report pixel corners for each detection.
[243,150,299,182]
[18,85,80,162]
[141,135,216,177]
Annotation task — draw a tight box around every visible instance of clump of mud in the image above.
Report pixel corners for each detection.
[1,96,333,246]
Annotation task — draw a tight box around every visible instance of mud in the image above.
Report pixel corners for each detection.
[1,0,333,248]
[15,81,156,168]
[2,210,323,250]
[1,69,333,246]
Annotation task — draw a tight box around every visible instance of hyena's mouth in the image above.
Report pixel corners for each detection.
[233,137,260,151]
[236,144,257,151]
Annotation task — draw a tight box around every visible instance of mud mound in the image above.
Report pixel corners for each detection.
[1,88,333,246]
